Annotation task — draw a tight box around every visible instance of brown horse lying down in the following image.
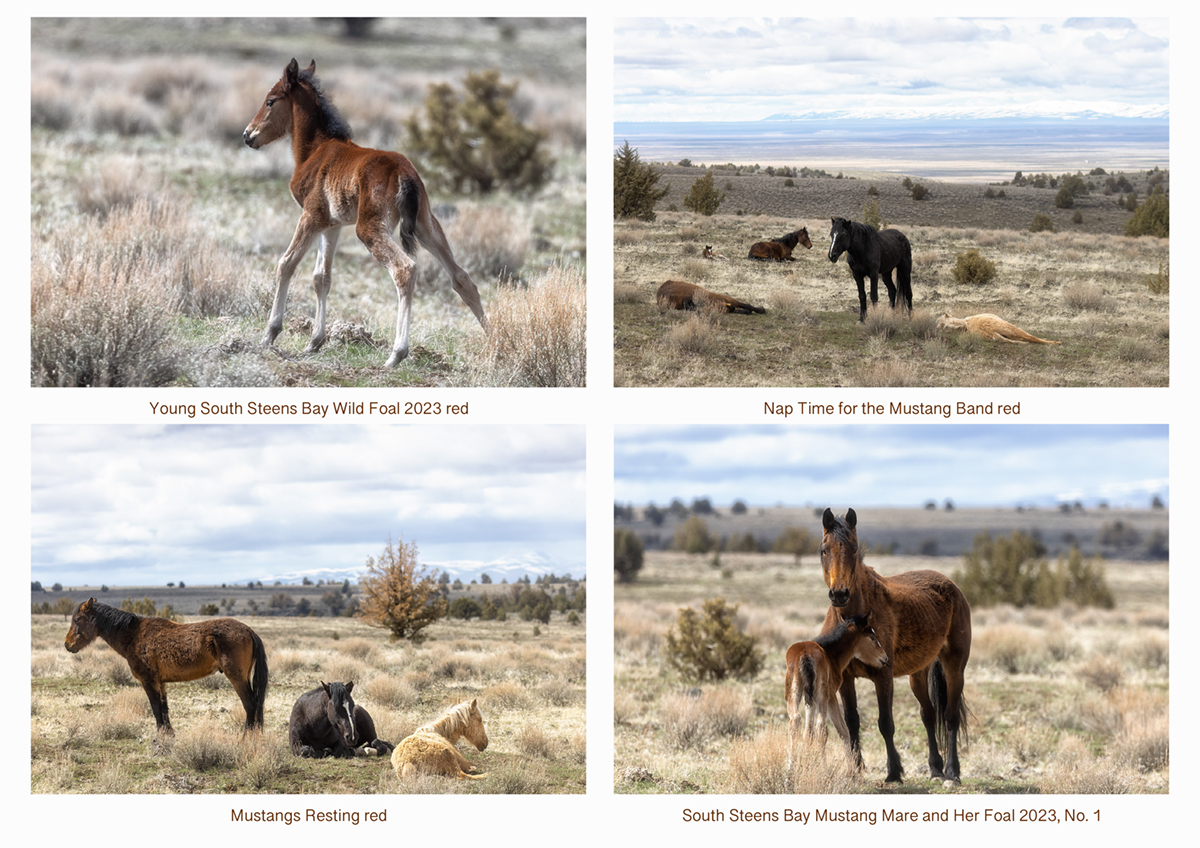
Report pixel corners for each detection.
[748,227,812,261]
[656,280,766,314]
[936,312,1061,344]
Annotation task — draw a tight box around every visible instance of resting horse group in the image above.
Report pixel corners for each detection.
[788,508,972,784]
[63,599,491,779]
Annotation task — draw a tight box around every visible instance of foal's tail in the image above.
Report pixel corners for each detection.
[929,660,970,750]
[396,176,422,256]
[799,654,817,707]
[249,630,269,729]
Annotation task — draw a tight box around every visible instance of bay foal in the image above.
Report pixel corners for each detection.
[244,59,490,366]
[785,611,887,772]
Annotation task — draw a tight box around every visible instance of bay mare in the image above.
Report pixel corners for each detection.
[819,508,971,782]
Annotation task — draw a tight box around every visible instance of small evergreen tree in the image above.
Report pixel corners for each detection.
[614,141,668,221]
[1029,212,1056,233]
[1125,190,1168,238]
[664,598,763,681]
[683,169,725,216]
[405,70,552,195]
[674,516,715,554]
[358,536,447,640]
[614,528,644,583]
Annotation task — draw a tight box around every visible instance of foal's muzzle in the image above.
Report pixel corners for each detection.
[243,127,259,148]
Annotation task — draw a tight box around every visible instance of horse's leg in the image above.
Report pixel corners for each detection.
[908,667,945,779]
[873,675,904,782]
[882,270,898,309]
[415,210,490,334]
[140,678,172,736]
[356,220,417,367]
[263,213,322,348]
[938,651,970,782]
[838,675,864,769]
[827,693,856,765]
[304,227,341,355]
[852,271,869,322]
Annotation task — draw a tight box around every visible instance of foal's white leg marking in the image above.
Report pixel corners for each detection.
[306,228,341,354]
[264,216,321,346]
[416,212,490,333]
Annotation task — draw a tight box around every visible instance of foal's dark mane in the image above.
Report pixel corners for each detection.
[298,65,353,142]
[814,611,867,650]
[88,600,141,634]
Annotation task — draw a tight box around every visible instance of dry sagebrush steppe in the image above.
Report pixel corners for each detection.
[614,548,1168,795]
[31,611,585,794]
[615,168,1167,387]
[31,18,586,387]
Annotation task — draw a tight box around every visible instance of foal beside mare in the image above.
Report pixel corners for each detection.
[785,612,887,771]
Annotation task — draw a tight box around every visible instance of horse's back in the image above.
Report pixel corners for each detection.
[876,228,912,270]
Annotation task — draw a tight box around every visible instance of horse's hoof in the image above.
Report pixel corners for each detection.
[384,349,409,367]
[943,779,960,789]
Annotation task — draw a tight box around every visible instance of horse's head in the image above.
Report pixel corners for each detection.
[463,698,489,751]
[821,507,861,608]
[244,58,315,149]
[828,218,850,263]
[843,611,888,668]
[64,597,99,653]
[320,681,359,747]
[796,228,813,249]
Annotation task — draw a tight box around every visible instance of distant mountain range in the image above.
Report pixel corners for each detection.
[761,105,1169,121]
[243,550,583,587]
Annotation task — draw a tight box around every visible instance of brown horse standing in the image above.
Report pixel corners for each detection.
[243,59,490,367]
[819,508,971,782]
[64,598,268,736]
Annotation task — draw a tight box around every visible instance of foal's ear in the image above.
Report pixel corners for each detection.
[304,60,316,77]
[285,58,300,84]
[822,507,836,531]
[345,681,354,693]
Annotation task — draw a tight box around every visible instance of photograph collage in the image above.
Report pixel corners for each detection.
[25,11,1183,845]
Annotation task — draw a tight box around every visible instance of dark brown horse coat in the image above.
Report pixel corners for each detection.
[65,598,268,735]
[819,508,971,782]
[656,280,765,314]
[748,227,812,261]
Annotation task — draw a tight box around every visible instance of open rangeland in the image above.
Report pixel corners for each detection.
[614,170,1167,387]
[31,612,585,794]
[31,18,585,387]
[614,550,1167,794]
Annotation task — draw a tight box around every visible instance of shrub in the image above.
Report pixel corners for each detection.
[404,69,552,195]
[954,533,1113,609]
[951,249,998,285]
[674,516,715,554]
[771,526,818,564]
[198,603,219,616]
[984,186,997,199]
[1055,186,1075,208]
[1125,191,1168,238]
[357,536,446,640]
[664,598,764,681]
[683,169,725,216]
[448,597,482,619]
[1072,210,1083,224]
[1146,261,1169,294]
[1029,212,1056,233]
[614,528,644,582]
[910,183,928,200]
[614,141,668,221]
[861,198,884,231]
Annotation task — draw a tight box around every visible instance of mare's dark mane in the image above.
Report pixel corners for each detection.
[88,600,141,634]
[299,66,353,142]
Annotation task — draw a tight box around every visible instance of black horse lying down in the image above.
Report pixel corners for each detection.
[289,681,393,758]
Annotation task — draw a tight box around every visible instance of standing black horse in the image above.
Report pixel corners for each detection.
[289,681,393,758]
[828,217,913,321]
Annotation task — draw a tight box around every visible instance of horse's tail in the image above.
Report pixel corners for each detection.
[397,176,421,256]
[929,660,969,751]
[800,654,816,707]
[249,630,269,729]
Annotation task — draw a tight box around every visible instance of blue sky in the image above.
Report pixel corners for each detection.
[32,424,586,587]
[615,425,1168,510]
[614,18,1169,122]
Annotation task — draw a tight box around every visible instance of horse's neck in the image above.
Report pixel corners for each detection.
[424,714,461,742]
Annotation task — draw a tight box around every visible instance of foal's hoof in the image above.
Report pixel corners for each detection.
[384,348,409,367]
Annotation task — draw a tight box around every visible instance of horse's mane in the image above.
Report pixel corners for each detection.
[418,699,476,738]
[813,612,867,649]
[298,65,353,142]
[88,600,141,634]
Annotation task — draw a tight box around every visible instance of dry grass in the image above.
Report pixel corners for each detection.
[615,549,1168,794]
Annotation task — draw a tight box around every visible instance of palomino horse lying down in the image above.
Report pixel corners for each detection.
[392,698,489,779]
[748,227,812,261]
[656,280,765,314]
[243,59,490,367]
[937,312,1061,344]
[785,611,887,773]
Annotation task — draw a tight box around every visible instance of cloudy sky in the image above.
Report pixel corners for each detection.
[614,17,1169,122]
[32,424,586,587]
[615,425,1167,510]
